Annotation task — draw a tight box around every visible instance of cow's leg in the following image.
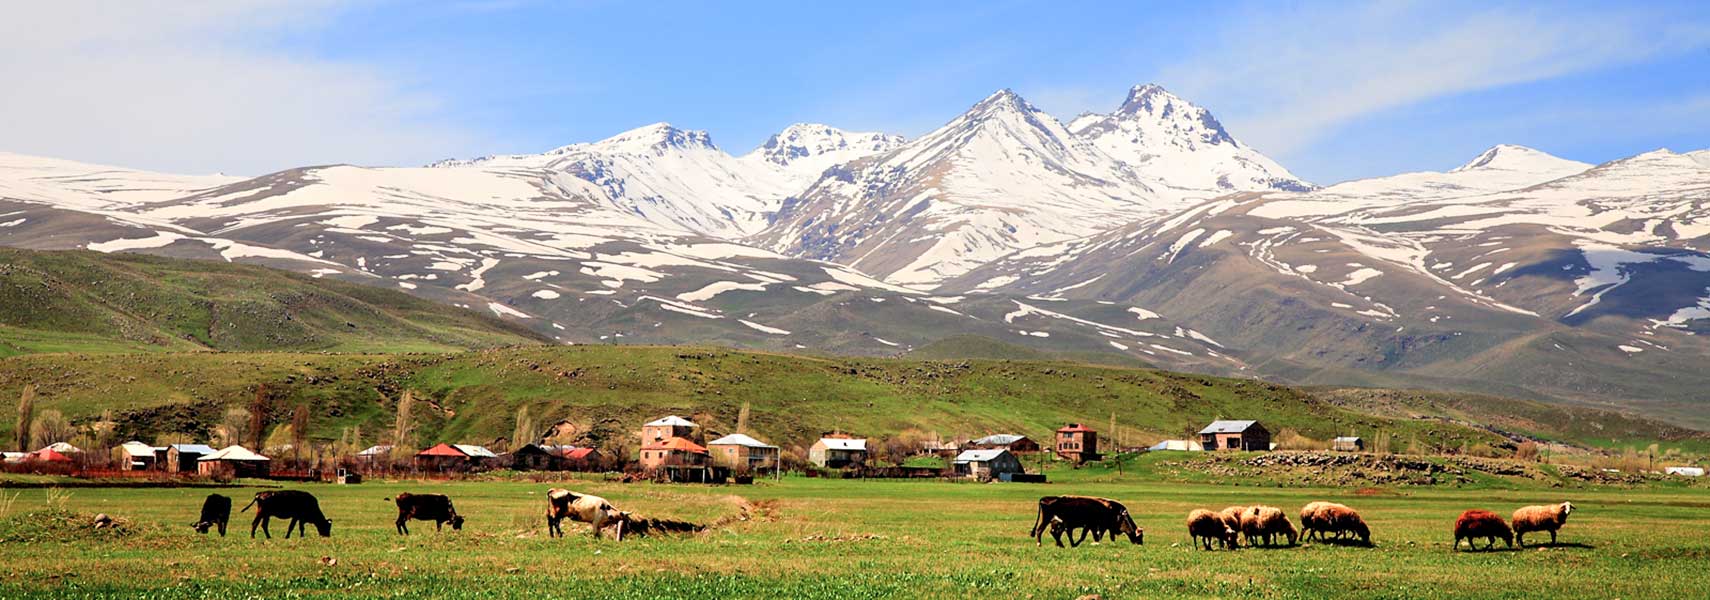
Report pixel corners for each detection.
[436,519,444,532]
[614,517,625,542]
[217,518,227,537]
[1051,525,1065,548]
[397,515,409,535]
[284,518,295,539]
[1070,527,1089,548]
[251,513,264,539]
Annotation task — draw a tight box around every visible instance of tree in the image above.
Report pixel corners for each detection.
[291,405,310,466]
[29,409,75,449]
[264,424,296,455]
[511,405,534,448]
[248,384,269,450]
[392,390,415,447]
[14,384,35,452]
[736,401,752,434]
[214,408,251,447]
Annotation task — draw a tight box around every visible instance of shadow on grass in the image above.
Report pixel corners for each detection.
[1520,542,1596,550]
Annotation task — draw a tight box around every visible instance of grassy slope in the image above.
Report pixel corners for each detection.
[0,249,549,356]
[0,469,1706,599]
[2,345,1700,455]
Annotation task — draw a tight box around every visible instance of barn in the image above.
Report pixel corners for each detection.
[809,437,868,469]
[1199,420,1272,451]
[166,444,215,473]
[969,434,1041,453]
[953,449,1024,480]
[707,433,780,472]
[197,445,271,479]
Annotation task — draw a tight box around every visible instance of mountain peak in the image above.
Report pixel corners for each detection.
[597,122,717,153]
[969,88,1032,115]
[1451,144,1584,174]
[746,123,904,171]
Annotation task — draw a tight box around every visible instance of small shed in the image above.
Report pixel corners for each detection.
[118,441,162,470]
[197,445,271,479]
[1199,420,1271,451]
[640,436,709,470]
[809,437,868,469]
[356,444,395,465]
[1147,439,1203,452]
[642,415,698,446]
[953,449,1024,479]
[1055,423,1100,463]
[1666,466,1706,477]
[970,434,1042,453]
[1332,437,1365,452]
[167,444,216,473]
[708,433,780,472]
[508,443,559,470]
[454,444,499,468]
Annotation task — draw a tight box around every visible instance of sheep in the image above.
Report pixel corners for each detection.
[1187,509,1239,550]
[1240,505,1298,547]
[1511,502,1574,547]
[1314,503,1370,545]
[1453,509,1513,551]
[1299,501,1331,542]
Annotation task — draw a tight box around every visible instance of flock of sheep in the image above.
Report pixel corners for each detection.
[1184,501,1575,551]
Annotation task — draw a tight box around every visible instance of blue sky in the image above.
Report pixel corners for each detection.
[4,0,1707,183]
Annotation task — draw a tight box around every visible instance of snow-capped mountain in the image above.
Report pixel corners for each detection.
[1070,84,1314,199]
[741,123,905,189]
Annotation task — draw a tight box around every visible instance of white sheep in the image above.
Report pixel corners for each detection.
[1511,501,1574,547]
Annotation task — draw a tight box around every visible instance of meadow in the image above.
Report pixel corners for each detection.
[2,462,1706,599]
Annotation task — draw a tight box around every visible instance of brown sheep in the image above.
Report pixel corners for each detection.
[1299,501,1331,541]
[1511,502,1574,547]
[1187,509,1238,550]
[1240,505,1298,547]
[1314,503,1370,545]
[1453,509,1513,551]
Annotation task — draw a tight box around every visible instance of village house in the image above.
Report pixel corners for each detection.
[809,437,868,469]
[1199,420,1272,451]
[1333,436,1365,452]
[642,415,698,445]
[1055,423,1100,463]
[414,443,498,471]
[117,441,163,471]
[197,445,271,479]
[969,434,1041,453]
[707,433,780,472]
[166,443,215,473]
[639,436,709,470]
[953,448,1024,480]
[507,443,559,470]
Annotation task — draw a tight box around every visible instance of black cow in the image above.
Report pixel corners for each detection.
[192,493,231,536]
[242,490,332,539]
[1030,495,1144,547]
[392,492,464,535]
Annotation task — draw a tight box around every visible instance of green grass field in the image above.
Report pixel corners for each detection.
[2,462,1706,599]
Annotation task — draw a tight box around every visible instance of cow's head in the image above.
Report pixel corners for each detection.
[314,519,333,537]
[451,515,466,530]
[1118,510,1143,545]
[191,521,212,534]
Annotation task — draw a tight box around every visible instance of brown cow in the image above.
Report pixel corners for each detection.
[1030,496,1143,547]
[242,490,332,539]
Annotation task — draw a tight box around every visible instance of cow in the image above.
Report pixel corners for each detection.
[545,488,629,540]
[1030,496,1144,548]
[241,490,332,539]
[391,492,464,535]
[192,493,231,537]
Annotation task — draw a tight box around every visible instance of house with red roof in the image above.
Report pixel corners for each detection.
[1055,423,1100,463]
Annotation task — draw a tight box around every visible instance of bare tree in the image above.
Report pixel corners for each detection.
[511,405,534,449]
[736,401,752,434]
[14,384,35,452]
[248,384,269,450]
[392,390,415,447]
[291,405,310,466]
[29,409,75,449]
[214,408,251,447]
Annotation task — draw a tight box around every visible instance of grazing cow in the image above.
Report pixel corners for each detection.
[242,490,332,539]
[1030,496,1143,548]
[545,488,629,540]
[391,492,464,535]
[192,493,231,537]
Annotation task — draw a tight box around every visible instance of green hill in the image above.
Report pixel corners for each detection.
[0,249,549,356]
[1,345,1699,456]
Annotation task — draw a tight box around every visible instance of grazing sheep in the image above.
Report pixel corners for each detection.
[1453,509,1513,551]
[1299,501,1331,542]
[1187,509,1239,550]
[1511,502,1574,547]
[1240,505,1298,547]
[1314,503,1370,545]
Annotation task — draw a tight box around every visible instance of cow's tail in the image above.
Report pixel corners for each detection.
[1031,498,1047,537]
[240,495,259,513]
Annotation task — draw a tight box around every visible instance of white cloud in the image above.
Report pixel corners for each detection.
[1159,4,1710,159]
[0,2,478,175]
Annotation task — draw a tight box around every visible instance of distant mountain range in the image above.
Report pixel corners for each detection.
[3,84,1707,426]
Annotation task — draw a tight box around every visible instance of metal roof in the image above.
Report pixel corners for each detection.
[1199,420,1260,434]
[357,444,394,456]
[416,443,467,457]
[645,415,698,427]
[1333,437,1363,442]
[708,433,778,449]
[119,441,159,457]
[1148,440,1201,451]
[454,444,498,458]
[953,449,1012,463]
[817,438,867,451]
[642,436,709,453]
[169,444,216,454]
[199,445,270,462]
[43,442,82,453]
[972,434,1026,446]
